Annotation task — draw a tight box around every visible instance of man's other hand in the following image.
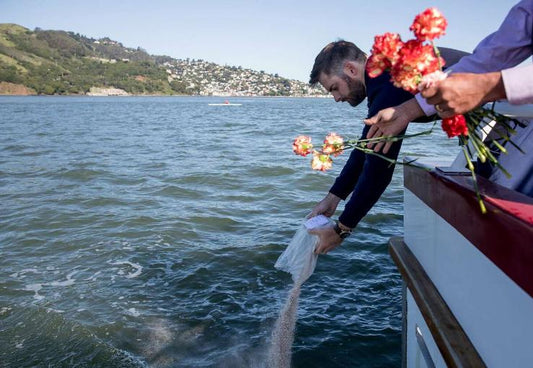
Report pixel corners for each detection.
[308,192,341,218]
[364,98,424,153]
[364,106,409,154]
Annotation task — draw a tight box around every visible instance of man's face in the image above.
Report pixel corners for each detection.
[318,71,366,107]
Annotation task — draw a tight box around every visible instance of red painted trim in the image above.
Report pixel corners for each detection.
[404,165,533,298]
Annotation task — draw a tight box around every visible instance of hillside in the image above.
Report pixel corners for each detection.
[0,24,327,97]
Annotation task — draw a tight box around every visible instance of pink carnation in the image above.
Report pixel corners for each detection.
[311,151,333,171]
[322,132,344,157]
[292,135,313,156]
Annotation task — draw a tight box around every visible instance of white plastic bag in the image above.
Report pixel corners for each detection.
[275,215,333,283]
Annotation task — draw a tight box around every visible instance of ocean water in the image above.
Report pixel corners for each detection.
[0,96,459,367]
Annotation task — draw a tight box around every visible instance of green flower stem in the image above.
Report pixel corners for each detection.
[466,127,489,163]
[461,139,475,172]
[326,127,437,168]
[342,122,436,147]
[492,130,524,153]
[432,41,443,71]
[470,109,517,135]
[465,109,523,175]
[342,145,421,167]
[491,139,507,155]
[461,136,487,214]
[464,126,511,178]
[477,121,513,144]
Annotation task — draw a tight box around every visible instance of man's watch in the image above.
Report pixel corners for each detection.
[334,221,352,239]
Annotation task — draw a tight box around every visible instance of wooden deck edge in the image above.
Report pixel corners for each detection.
[389,236,486,368]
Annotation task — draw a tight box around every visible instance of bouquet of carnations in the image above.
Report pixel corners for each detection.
[293,7,522,213]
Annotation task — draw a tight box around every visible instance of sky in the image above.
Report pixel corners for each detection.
[2,0,518,82]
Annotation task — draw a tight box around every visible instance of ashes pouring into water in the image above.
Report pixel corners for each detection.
[268,219,325,367]
[267,280,303,368]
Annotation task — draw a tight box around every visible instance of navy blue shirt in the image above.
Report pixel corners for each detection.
[329,72,415,228]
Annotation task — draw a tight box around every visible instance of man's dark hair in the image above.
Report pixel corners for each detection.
[309,40,367,86]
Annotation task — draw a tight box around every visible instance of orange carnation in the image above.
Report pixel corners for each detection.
[366,53,390,78]
[410,7,447,42]
[390,65,421,94]
[390,40,444,93]
[322,132,344,157]
[367,33,403,78]
[398,40,442,74]
[372,33,403,64]
[292,135,313,156]
[311,151,333,171]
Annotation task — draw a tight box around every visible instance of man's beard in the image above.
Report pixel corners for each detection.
[344,76,366,107]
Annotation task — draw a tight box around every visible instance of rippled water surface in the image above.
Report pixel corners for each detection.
[0,96,458,367]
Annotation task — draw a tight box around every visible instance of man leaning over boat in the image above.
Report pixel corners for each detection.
[305,41,467,254]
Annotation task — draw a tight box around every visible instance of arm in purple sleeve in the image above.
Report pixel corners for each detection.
[450,0,533,74]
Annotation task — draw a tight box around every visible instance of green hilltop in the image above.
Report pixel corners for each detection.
[0,24,327,97]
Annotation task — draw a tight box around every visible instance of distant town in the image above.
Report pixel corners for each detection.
[0,24,328,97]
[161,58,327,97]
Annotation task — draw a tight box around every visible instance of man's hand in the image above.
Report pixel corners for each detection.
[363,99,423,153]
[308,192,341,218]
[309,226,343,254]
[364,107,409,154]
[420,72,506,119]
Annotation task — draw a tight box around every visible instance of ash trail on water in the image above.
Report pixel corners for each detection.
[267,279,303,368]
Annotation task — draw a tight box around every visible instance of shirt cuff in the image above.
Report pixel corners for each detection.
[415,93,437,116]
[329,186,349,201]
[501,64,533,105]
[338,211,358,229]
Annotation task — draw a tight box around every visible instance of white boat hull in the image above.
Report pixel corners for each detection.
[392,163,533,367]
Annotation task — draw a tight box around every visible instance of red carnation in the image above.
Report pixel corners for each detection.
[441,115,469,138]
